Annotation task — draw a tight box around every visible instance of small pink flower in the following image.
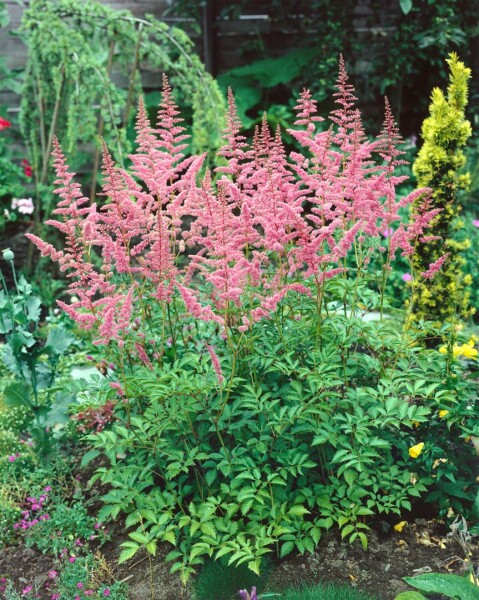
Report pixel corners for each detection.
[48,570,58,579]
[84,590,94,596]
[103,589,111,597]
[382,227,394,238]
[94,522,101,529]
[8,455,16,463]
[44,486,52,492]
[402,273,413,282]
[22,586,33,596]
[51,594,60,600]
[473,220,479,227]
[76,582,83,589]
[69,556,76,563]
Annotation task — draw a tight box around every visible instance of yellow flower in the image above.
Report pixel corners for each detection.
[439,409,449,418]
[412,420,420,428]
[461,344,478,359]
[452,343,478,359]
[394,521,407,532]
[439,346,447,354]
[409,442,425,459]
[464,274,473,285]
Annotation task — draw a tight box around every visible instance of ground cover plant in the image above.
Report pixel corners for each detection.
[23,51,479,590]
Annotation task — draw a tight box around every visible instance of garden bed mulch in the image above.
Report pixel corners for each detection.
[1,514,478,600]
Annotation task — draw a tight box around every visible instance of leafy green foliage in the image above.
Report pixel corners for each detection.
[395,593,427,600]
[0,255,76,459]
[18,0,225,216]
[84,283,479,582]
[23,491,99,556]
[403,573,479,600]
[52,554,129,599]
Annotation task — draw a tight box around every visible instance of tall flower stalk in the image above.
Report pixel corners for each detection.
[26,64,441,403]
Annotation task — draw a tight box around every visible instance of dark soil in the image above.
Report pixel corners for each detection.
[1,514,478,600]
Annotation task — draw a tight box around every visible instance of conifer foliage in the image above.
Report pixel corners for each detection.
[412,53,472,324]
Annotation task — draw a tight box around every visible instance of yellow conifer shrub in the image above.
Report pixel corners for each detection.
[412,53,473,324]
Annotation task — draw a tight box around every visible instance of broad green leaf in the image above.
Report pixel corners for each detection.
[3,382,33,408]
[44,392,75,427]
[399,0,413,14]
[45,326,75,355]
[25,296,41,322]
[222,47,319,88]
[404,573,479,600]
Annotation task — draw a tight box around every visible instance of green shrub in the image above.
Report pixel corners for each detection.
[411,53,473,324]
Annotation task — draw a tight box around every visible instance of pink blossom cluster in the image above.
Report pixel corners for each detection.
[26,60,442,355]
[13,488,50,531]
[71,400,116,433]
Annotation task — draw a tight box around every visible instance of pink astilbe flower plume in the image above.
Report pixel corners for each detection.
[206,344,224,384]
[27,62,438,355]
[421,254,449,279]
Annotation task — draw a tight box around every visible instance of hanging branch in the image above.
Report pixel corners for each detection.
[90,39,116,203]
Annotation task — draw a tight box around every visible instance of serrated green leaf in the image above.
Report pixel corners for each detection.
[80,449,100,468]
[118,542,140,563]
[163,530,176,545]
[280,541,295,558]
[288,505,310,517]
[146,541,157,556]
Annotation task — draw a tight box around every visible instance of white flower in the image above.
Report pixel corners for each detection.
[11,197,34,215]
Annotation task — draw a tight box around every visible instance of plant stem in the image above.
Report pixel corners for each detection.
[90,40,116,203]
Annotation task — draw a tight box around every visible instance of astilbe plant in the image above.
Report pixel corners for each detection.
[27,66,437,346]
[26,60,476,582]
